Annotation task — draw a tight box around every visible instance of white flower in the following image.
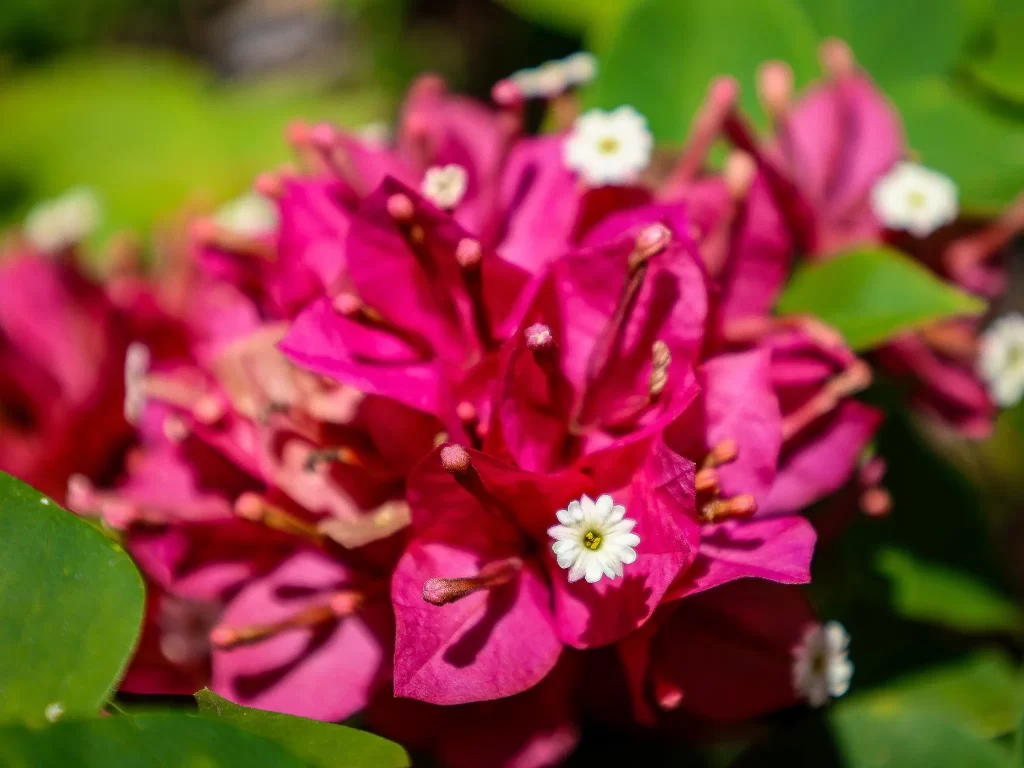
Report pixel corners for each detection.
[548,494,640,584]
[214,193,278,238]
[24,187,101,254]
[792,621,853,707]
[562,52,598,87]
[564,106,653,187]
[979,313,1024,407]
[871,161,958,237]
[44,702,64,723]
[421,164,468,210]
[123,342,151,425]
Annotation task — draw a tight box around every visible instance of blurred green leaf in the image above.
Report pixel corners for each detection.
[0,472,144,725]
[1016,713,1024,766]
[591,0,819,141]
[776,246,986,351]
[889,78,1024,213]
[733,707,1011,766]
[878,548,1024,635]
[967,1,1024,104]
[498,0,641,50]
[846,651,1023,738]
[793,0,970,83]
[0,712,309,767]
[0,53,387,243]
[196,689,409,768]
[830,707,1010,767]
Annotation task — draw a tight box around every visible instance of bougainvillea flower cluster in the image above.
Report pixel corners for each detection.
[1,38,1021,768]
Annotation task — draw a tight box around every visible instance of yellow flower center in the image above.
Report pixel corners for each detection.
[583,530,603,551]
[597,136,620,155]
[907,190,927,209]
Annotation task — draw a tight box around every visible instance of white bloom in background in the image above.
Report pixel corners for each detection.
[548,494,640,584]
[870,161,958,237]
[421,164,468,210]
[214,193,278,238]
[23,187,101,254]
[44,702,64,723]
[979,313,1024,407]
[564,107,653,187]
[792,621,853,707]
[562,52,598,87]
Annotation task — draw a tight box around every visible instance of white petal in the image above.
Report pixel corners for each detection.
[584,558,604,583]
[548,524,578,541]
[552,539,577,556]
[567,552,588,582]
[619,546,637,565]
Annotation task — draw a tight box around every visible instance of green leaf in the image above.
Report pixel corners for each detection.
[877,548,1024,635]
[0,53,387,248]
[889,78,1024,213]
[591,0,819,141]
[775,246,986,351]
[967,0,1024,104]
[196,690,410,768]
[846,651,1023,738]
[0,712,309,767]
[0,472,144,725]
[830,707,1011,768]
[794,0,970,84]
[733,706,1011,766]
[1015,712,1024,766]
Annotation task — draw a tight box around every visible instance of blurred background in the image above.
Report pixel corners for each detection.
[3,0,1024,764]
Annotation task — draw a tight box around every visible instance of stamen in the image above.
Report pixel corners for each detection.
[317,500,412,548]
[722,314,845,351]
[699,494,757,523]
[918,321,978,361]
[654,679,684,711]
[701,439,739,470]
[439,443,472,475]
[524,323,569,415]
[192,395,226,426]
[254,172,284,200]
[422,557,523,606]
[234,492,325,545]
[694,467,720,494]
[699,151,757,277]
[210,591,362,649]
[162,415,190,443]
[660,77,739,198]
[456,401,482,448]
[193,218,275,262]
[757,61,794,122]
[309,122,368,196]
[820,38,855,79]
[860,486,892,517]
[331,292,434,359]
[286,119,327,174]
[649,340,672,398]
[302,445,398,479]
[945,190,1024,296]
[781,360,873,441]
[456,238,495,348]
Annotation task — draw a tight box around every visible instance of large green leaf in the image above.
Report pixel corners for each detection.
[793,0,970,84]
[196,690,410,768]
[733,706,1011,766]
[0,472,144,724]
[775,246,985,351]
[967,0,1024,104]
[591,0,819,140]
[890,78,1024,213]
[877,548,1024,635]
[846,651,1023,738]
[0,712,308,767]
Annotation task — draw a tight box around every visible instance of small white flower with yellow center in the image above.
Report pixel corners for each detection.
[792,621,853,707]
[421,164,468,211]
[979,313,1024,407]
[24,187,101,254]
[564,107,653,187]
[871,161,958,237]
[548,494,640,584]
[214,193,278,238]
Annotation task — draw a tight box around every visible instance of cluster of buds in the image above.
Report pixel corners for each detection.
[2,40,1019,767]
